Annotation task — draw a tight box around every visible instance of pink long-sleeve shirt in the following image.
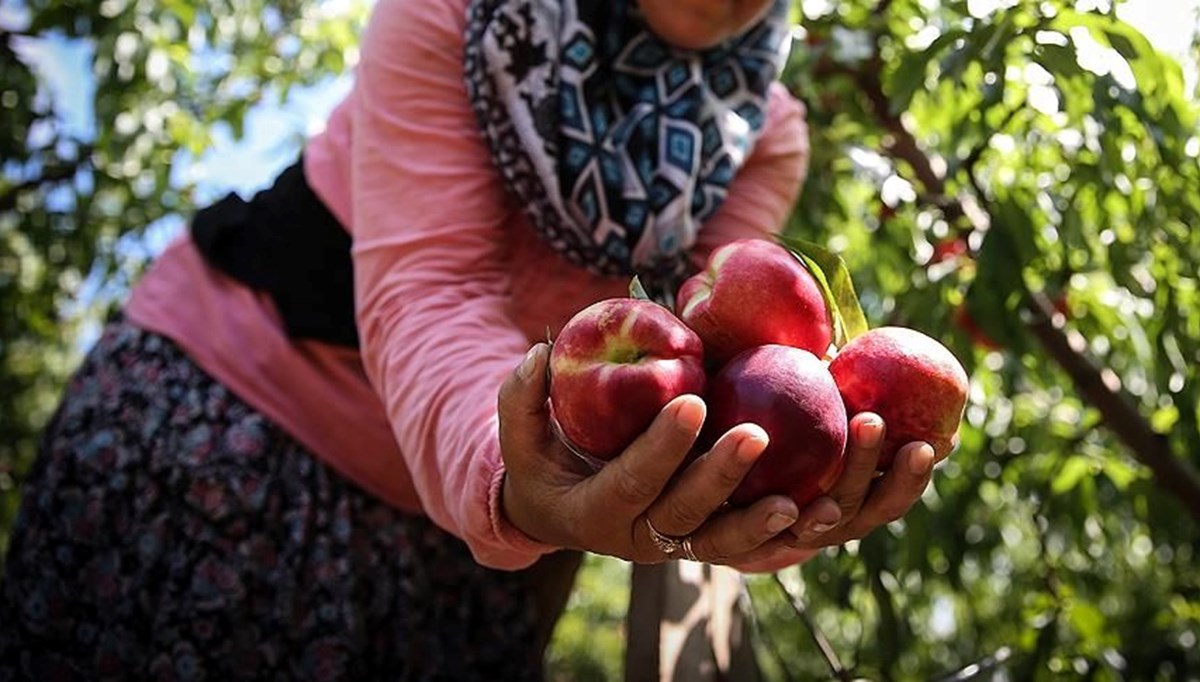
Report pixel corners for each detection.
[126,0,810,570]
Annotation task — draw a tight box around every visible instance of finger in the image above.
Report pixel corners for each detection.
[590,394,706,514]
[840,442,934,539]
[728,540,818,573]
[497,344,555,466]
[683,494,799,564]
[647,423,773,536]
[784,496,843,546]
[823,412,886,522]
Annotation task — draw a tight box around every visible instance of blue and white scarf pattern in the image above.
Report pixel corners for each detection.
[464,0,791,297]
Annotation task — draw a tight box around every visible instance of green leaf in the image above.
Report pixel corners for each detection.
[1101,459,1140,491]
[1103,29,1139,63]
[1150,404,1180,433]
[1037,44,1083,81]
[889,29,966,115]
[1067,601,1106,642]
[628,276,651,301]
[1051,456,1092,494]
[940,23,997,83]
[776,235,869,347]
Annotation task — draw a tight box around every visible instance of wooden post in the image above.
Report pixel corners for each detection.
[625,561,760,682]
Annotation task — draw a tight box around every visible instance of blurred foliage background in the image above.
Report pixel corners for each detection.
[1,0,1197,679]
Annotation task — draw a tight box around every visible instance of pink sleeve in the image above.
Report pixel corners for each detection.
[349,0,555,570]
[350,0,810,570]
[690,84,811,266]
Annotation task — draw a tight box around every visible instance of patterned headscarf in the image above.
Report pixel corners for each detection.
[464,0,791,298]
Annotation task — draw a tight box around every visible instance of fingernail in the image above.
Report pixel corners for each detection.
[766,512,796,534]
[814,499,841,527]
[735,426,769,460]
[910,444,935,476]
[810,522,836,534]
[518,345,541,381]
[856,417,884,449]
[673,397,705,433]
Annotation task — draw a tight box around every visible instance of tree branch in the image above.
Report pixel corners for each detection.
[959,103,1024,178]
[1024,291,1200,520]
[842,51,1200,521]
[771,573,853,682]
[933,647,1013,682]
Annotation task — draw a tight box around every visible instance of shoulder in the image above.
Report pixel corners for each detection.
[363,0,470,59]
[764,82,808,139]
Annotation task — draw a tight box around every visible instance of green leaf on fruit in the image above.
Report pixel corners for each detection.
[776,235,869,347]
[629,276,651,301]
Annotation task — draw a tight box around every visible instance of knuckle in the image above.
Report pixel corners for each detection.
[714,459,749,491]
[873,502,908,525]
[660,496,705,533]
[846,451,880,476]
[496,375,519,415]
[838,497,865,519]
[692,534,729,564]
[611,464,659,507]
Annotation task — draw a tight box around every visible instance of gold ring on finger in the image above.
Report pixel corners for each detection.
[680,536,699,562]
[645,517,693,560]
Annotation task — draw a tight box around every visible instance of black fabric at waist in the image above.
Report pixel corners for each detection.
[190,156,359,347]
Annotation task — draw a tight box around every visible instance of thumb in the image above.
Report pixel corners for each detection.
[497,343,554,464]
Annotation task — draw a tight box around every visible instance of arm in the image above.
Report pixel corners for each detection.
[350,0,552,569]
[349,0,816,572]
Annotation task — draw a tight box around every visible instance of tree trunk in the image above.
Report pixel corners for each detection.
[625,561,760,682]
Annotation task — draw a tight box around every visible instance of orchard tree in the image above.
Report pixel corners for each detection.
[0,0,367,552]
[1,0,1198,679]
[747,0,1200,679]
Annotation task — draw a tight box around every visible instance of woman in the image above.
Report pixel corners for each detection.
[0,0,940,678]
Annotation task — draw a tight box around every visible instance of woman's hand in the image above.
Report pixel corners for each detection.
[638,0,775,50]
[499,343,802,566]
[729,415,941,572]
[789,414,939,548]
[499,343,942,567]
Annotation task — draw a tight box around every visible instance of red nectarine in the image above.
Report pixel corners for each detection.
[549,298,707,463]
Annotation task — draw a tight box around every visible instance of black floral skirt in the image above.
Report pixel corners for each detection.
[0,320,542,681]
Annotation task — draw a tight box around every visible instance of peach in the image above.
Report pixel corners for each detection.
[549,298,707,462]
[829,327,968,467]
[676,239,833,364]
[702,344,848,508]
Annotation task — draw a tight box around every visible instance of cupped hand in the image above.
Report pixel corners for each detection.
[748,414,941,569]
[638,0,775,50]
[498,343,801,566]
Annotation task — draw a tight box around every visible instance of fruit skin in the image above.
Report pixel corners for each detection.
[702,345,849,508]
[828,327,969,468]
[549,298,707,462]
[676,239,833,364]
